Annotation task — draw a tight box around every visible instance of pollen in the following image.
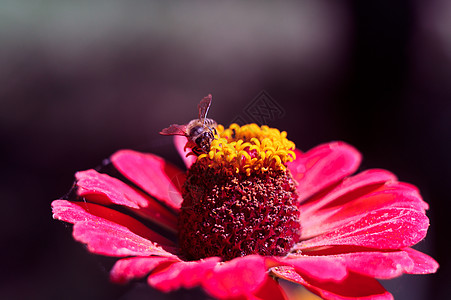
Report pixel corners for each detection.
[197,123,296,176]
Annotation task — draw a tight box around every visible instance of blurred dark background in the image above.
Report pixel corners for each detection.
[1,1,449,299]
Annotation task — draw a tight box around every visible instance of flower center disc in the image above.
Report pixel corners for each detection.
[178,124,301,261]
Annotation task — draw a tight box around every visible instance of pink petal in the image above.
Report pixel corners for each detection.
[297,207,430,250]
[336,251,414,279]
[76,169,146,208]
[111,256,179,284]
[403,247,439,274]
[300,169,397,216]
[289,142,362,204]
[148,257,221,292]
[111,150,185,210]
[246,276,288,300]
[282,248,432,280]
[271,267,393,300]
[301,181,429,239]
[276,255,347,282]
[203,255,268,299]
[73,221,173,257]
[52,200,175,256]
[334,182,429,213]
[76,169,177,232]
[174,135,197,168]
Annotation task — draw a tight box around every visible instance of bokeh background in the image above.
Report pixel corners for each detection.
[1,1,449,299]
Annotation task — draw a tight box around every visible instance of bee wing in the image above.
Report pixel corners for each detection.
[198,94,212,123]
[159,124,188,136]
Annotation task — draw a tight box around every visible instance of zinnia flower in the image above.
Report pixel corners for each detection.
[52,122,438,300]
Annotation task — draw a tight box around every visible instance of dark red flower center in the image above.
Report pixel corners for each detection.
[178,124,301,261]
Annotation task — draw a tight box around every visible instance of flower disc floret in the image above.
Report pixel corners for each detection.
[198,123,296,176]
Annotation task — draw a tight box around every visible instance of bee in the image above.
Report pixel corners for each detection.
[160,94,217,156]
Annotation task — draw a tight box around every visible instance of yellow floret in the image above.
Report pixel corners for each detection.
[197,123,296,175]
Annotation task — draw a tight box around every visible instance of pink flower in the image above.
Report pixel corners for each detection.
[52,123,438,300]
